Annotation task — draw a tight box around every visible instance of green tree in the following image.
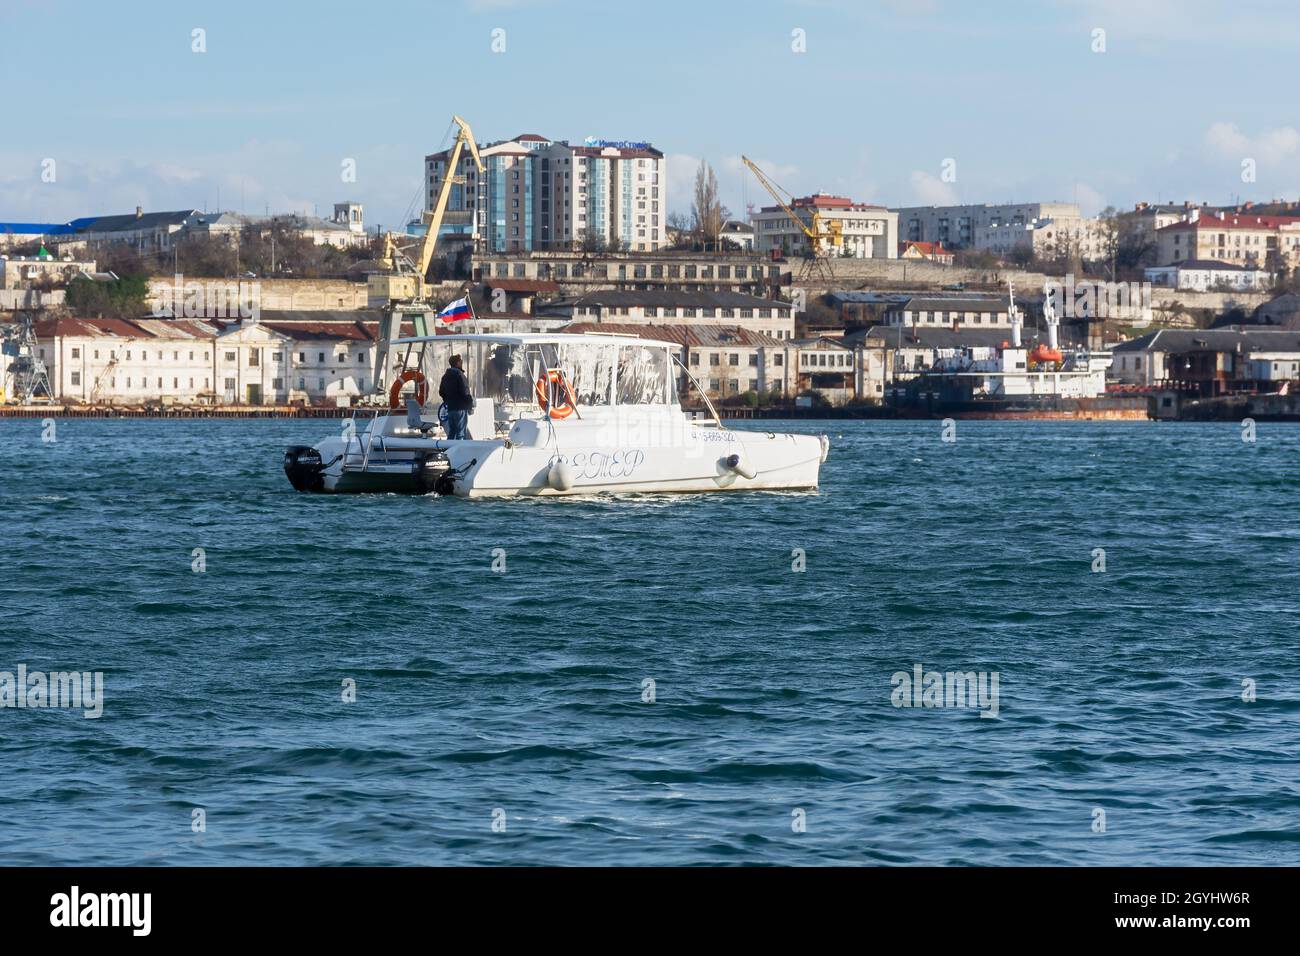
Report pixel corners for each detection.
[64,274,150,319]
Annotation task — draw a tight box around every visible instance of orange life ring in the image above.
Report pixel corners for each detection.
[388,368,427,409]
[535,368,577,419]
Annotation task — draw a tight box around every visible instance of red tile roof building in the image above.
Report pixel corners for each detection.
[1156,211,1300,271]
[898,240,956,264]
[18,312,425,406]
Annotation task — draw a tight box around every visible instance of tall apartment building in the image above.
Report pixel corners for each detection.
[893,202,1081,249]
[751,194,897,259]
[425,134,667,254]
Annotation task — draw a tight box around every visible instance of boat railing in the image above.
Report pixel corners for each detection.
[671,354,725,430]
[342,405,392,470]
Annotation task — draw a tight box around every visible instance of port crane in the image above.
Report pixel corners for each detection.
[741,155,842,281]
[1,313,53,404]
[367,114,485,399]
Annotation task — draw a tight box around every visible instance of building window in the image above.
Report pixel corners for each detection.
[71,347,81,359]
[70,371,81,386]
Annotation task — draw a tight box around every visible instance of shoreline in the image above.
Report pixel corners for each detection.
[2,395,1293,422]
[2,404,1286,421]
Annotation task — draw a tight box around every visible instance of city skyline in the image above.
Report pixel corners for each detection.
[2,0,1299,231]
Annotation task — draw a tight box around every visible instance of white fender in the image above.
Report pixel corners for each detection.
[548,459,575,491]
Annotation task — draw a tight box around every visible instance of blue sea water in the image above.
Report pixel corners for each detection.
[1,417,1298,866]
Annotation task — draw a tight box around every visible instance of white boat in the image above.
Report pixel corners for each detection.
[283,332,828,497]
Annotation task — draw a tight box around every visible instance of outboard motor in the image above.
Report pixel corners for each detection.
[433,456,478,497]
[283,445,325,492]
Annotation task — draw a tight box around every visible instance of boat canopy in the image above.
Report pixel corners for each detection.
[393,332,680,408]
[392,331,680,349]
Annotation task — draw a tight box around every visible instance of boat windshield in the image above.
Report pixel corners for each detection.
[414,339,675,409]
[616,343,672,405]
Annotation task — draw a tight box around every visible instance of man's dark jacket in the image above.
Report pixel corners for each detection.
[439,366,474,411]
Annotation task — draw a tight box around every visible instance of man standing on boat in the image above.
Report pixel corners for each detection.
[439,354,474,440]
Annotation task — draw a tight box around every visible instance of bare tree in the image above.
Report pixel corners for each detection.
[1098,206,1121,280]
[691,160,729,251]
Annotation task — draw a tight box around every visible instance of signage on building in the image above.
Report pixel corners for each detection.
[583,136,652,150]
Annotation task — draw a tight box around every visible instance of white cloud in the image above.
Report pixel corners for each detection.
[1060,0,1300,49]
[1205,122,1300,165]
[665,153,701,217]
[1074,182,1107,216]
[718,155,798,186]
[908,170,957,205]
[664,153,800,221]
[0,145,344,225]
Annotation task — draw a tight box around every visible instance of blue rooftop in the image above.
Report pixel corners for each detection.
[0,221,78,236]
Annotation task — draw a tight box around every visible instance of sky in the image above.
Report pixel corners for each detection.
[2,0,1298,231]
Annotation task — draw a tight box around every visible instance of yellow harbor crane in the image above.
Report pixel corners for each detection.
[741,155,842,281]
[368,114,485,399]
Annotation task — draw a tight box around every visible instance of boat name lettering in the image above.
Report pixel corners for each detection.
[556,449,646,480]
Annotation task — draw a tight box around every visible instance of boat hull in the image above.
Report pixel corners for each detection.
[444,430,825,497]
[286,413,827,498]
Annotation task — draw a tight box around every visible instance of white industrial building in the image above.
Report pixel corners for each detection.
[1145,259,1273,292]
[25,312,406,406]
[751,194,898,259]
[545,289,797,339]
[0,252,99,290]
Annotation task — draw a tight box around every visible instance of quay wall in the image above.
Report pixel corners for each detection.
[146,278,370,313]
[0,404,357,419]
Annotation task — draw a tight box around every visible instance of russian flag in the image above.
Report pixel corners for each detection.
[437,297,473,324]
